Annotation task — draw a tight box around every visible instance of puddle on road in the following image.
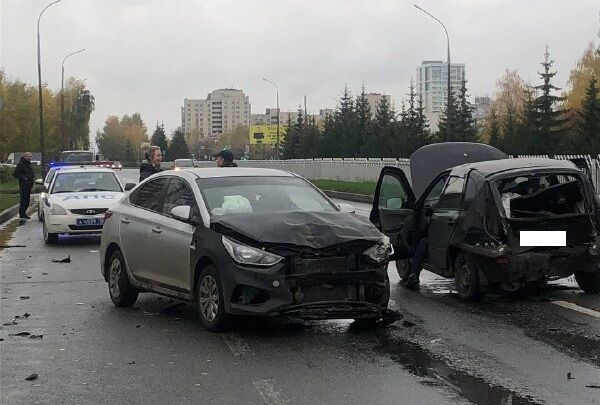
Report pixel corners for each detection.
[376,339,541,405]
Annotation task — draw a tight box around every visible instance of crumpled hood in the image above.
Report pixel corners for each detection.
[211,211,385,249]
[48,191,124,209]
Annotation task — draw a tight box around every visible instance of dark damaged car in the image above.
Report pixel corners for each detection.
[370,143,600,299]
[100,168,392,331]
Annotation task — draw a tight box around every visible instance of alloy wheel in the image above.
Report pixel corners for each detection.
[109,257,122,298]
[198,275,219,322]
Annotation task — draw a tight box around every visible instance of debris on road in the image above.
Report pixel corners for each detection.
[19,296,30,300]
[51,255,71,263]
[0,245,26,248]
[9,332,31,337]
[128,361,135,365]
[25,373,38,381]
[402,320,416,328]
[28,334,43,339]
[567,372,575,380]
[586,385,600,389]
[2,319,18,326]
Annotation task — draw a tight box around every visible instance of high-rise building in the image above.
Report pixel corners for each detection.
[364,93,392,117]
[416,60,466,130]
[182,89,251,138]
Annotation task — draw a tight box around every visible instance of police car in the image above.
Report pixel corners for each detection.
[42,167,126,244]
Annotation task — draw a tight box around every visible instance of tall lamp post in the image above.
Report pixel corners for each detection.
[61,48,85,151]
[37,0,63,174]
[262,78,279,160]
[414,4,452,115]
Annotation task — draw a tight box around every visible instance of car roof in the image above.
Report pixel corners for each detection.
[181,167,295,179]
[450,158,579,178]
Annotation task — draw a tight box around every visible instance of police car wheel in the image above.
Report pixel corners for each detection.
[108,250,139,307]
[43,220,58,244]
[454,252,481,301]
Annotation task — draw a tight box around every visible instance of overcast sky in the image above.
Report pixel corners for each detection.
[1,0,599,139]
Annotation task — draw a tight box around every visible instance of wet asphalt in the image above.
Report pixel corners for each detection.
[0,169,599,405]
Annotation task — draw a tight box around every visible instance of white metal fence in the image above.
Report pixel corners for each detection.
[190,154,600,189]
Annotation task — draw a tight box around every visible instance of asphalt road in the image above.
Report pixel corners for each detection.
[1,169,599,405]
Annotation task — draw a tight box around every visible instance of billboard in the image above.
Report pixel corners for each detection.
[248,125,287,145]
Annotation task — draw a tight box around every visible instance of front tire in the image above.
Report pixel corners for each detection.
[43,220,58,244]
[197,265,229,332]
[454,252,481,301]
[108,250,139,307]
[575,271,600,294]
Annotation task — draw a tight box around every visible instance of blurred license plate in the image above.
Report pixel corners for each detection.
[296,257,348,273]
[76,218,104,226]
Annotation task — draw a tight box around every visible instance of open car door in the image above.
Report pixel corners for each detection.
[370,167,416,260]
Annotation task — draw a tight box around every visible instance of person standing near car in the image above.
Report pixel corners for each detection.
[215,150,238,167]
[139,146,163,181]
[13,152,34,219]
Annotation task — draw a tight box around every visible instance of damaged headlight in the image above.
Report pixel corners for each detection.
[49,204,67,215]
[362,236,391,263]
[222,236,284,267]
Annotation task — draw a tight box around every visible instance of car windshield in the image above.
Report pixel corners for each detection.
[496,172,588,218]
[61,151,93,163]
[51,172,122,194]
[175,159,193,167]
[196,176,337,216]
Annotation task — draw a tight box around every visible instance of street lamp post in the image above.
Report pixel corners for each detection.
[414,4,452,115]
[61,49,85,151]
[37,0,62,174]
[262,78,279,160]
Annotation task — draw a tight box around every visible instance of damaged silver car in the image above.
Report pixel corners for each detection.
[370,143,600,299]
[100,168,392,331]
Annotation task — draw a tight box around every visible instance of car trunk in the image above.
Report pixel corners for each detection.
[495,172,597,254]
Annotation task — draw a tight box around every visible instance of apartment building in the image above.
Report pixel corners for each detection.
[182,89,251,138]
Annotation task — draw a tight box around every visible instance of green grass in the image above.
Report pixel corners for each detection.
[309,179,376,196]
[0,194,19,212]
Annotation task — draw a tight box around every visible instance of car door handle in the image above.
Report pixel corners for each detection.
[151,227,162,234]
[120,218,131,224]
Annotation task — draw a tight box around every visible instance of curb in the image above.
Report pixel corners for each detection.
[323,190,373,204]
[0,204,20,225]
[0,195,37,226]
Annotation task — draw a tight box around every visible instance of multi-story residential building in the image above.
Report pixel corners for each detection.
[364,93,392,117]
[182,89,251,138]
[416,60,466,130]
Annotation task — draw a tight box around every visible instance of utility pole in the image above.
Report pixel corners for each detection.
[263,78,279,160]
[414,4,452,117]
[61,49,85,151]
[37,0,63,175]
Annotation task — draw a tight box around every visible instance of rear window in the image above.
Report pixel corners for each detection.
[496,173,586,218]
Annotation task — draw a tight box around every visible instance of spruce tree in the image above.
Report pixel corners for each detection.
[282,108,304,159]
[437,90,460,142]
[574,75,600,155]
[322,86,356,157]
[486,107,502,150]
[532,47,568,154]
[151,122,168,154]
[168,129,189,160]
[354,85,372,156]
[371,96,397,157]
[457,77,479,142]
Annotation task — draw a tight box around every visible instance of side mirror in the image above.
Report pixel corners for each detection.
[424,205,434,217]
[35,178,43,185]
[338,203,356,214]
[124,183,136,191]
[171,205,191,222]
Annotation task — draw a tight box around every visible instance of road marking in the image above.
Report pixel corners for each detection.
[221,333,253,356]
[252,379,290,405]
[552,301,600,319]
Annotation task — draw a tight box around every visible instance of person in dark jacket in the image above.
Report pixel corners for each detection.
[139,146,163,181]
[215,150,238,167]
[13,152,35,219]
